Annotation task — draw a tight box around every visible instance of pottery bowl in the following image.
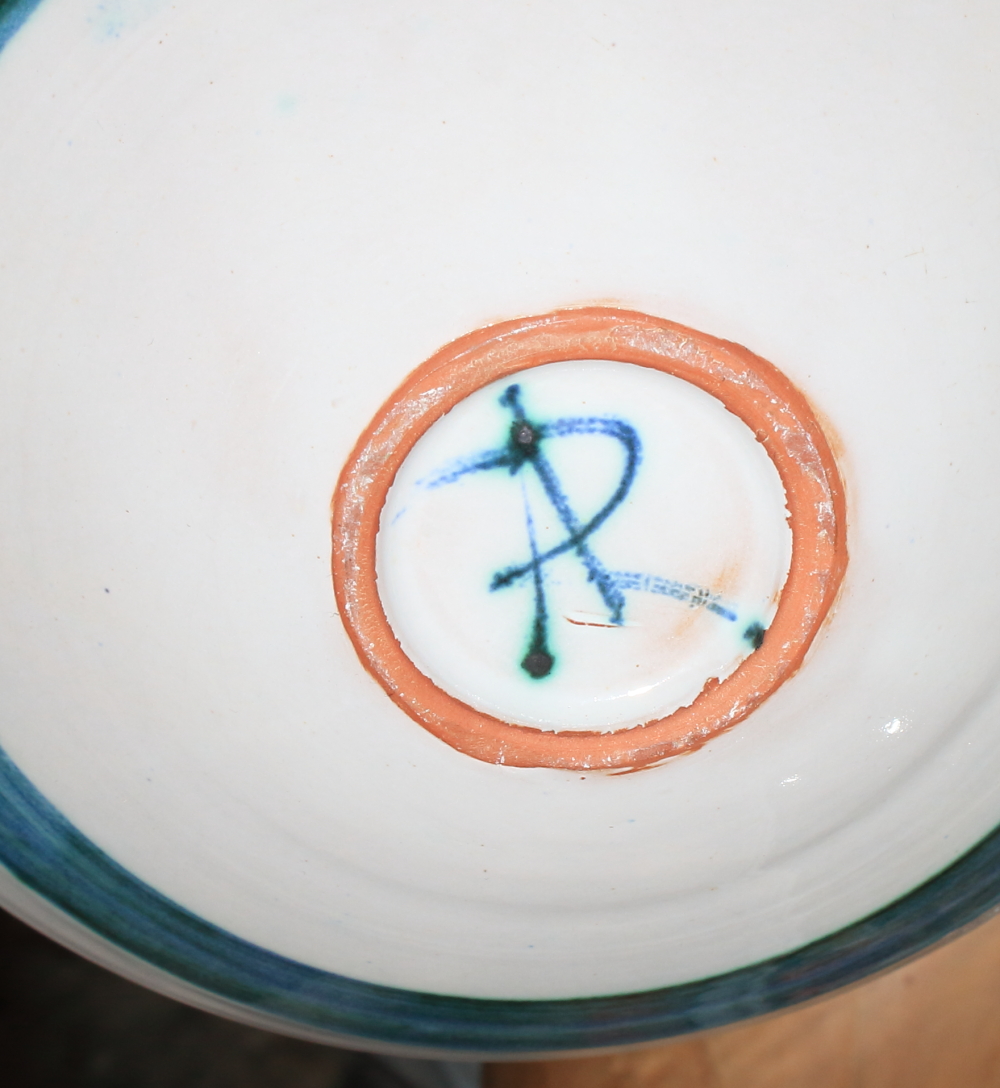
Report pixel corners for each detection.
[1,0,999,1059]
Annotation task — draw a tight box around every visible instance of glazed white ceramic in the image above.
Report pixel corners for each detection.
[0,0,999,1056]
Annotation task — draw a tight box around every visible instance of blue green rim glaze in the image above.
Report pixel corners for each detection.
[3,0,1000,1053]
[4,739,1000,1052]
[0,0,38,50]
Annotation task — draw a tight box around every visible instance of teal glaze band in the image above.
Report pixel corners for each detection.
[1,739,1000,1051]
[0,0,42,51]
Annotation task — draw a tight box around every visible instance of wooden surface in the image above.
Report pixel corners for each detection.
[486,908,1000,1088]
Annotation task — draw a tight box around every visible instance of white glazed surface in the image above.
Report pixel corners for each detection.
[0,0,999,1003]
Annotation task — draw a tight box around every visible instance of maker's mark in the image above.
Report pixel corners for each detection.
[423,383,757,680]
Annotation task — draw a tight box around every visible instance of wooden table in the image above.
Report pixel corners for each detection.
[486,909,1000,1088]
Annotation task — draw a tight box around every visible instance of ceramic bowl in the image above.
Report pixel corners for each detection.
[1,0,999,1059]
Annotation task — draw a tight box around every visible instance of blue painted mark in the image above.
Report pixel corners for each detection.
[491,386,634,630]
[518,475,554,678]
[423,384,754,676]
[608,571,737,622]
[423,383,643,678]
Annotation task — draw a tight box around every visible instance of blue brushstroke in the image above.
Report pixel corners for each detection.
[608,571,738,622]
[422,383,750,676]
[491,386,632,624]
[518,477,554,678]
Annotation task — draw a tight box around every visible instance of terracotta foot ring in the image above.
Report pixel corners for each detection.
[331,308,847,771]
